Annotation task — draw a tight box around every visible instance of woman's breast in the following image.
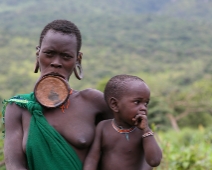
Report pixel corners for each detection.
[22,103,97,154]
[23,120,95,153]
[61,120,95,149]
[49,109,96,148]
[22,110,31,153]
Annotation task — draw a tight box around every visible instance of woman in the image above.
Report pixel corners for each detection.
[3,19,112,170]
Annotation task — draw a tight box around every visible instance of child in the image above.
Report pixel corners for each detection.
[83,74,162,170]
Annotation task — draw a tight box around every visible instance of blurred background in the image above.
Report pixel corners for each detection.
[0,0,212,169]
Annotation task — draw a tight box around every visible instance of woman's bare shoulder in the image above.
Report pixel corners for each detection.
[4,102,24,119]
[76,88,113,120]
[78,88,104,101]
[79,88,103,95]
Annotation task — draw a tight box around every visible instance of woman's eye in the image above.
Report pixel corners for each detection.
[62,54,73,59]
[64,55,71,59]
[44,51,54,56]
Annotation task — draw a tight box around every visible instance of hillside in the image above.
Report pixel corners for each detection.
[0,0,212,129]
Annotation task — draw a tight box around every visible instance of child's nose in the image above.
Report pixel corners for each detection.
[139,104,147,111]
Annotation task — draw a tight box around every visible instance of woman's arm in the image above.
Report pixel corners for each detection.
[4,103,28,170]
[83,121,104,170]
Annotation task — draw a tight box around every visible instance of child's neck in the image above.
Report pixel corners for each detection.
[111,119,136,141]
[113,118,134,129]
[112,119,135,133]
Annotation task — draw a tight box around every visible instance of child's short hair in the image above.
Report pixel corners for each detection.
[104,74,144,105]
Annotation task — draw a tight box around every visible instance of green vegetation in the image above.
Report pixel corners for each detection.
[155,127,212,170]
[0,0,212,169]
[0,138,4,170]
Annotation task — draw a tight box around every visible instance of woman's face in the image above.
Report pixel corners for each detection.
[37,30,78,81]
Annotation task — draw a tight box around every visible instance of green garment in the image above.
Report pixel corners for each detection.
[2,92,82,170]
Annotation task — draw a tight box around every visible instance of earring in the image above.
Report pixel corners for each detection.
[34,61,39,73]
[34,46,40,73]
[74,63,83,80]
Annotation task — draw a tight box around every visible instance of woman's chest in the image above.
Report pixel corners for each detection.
[47,111,96,148]
[22,106,97,152]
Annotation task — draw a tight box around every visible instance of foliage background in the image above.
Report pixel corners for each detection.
[0,0,212,169]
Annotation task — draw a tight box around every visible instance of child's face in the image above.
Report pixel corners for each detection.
[117,81,150,126]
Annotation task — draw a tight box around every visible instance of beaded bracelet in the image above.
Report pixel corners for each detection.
[142,131,154,138]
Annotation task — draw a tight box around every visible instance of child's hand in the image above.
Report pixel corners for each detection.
[132,114,149,131]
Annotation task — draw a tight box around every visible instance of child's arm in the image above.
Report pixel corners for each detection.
[132,114,162,167]
[83,121,104,170]
[140,158,154,170]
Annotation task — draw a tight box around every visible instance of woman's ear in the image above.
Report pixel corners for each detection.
[36,46,40,56]
[108,97,119,113]
[74,52,83,80]
[77,52,83,64]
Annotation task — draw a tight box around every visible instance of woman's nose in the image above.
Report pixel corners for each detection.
[50,57,62,68]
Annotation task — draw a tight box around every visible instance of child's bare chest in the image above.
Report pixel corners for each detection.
[102,127,143,153]
[100,128,144,170]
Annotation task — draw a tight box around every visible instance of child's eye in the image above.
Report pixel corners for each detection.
[144,102,149,107]
[134,101,140,105]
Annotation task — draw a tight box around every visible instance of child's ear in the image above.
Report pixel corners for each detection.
[108,97,119,113]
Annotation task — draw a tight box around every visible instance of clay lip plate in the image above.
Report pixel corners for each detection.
[34,75,70,108]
